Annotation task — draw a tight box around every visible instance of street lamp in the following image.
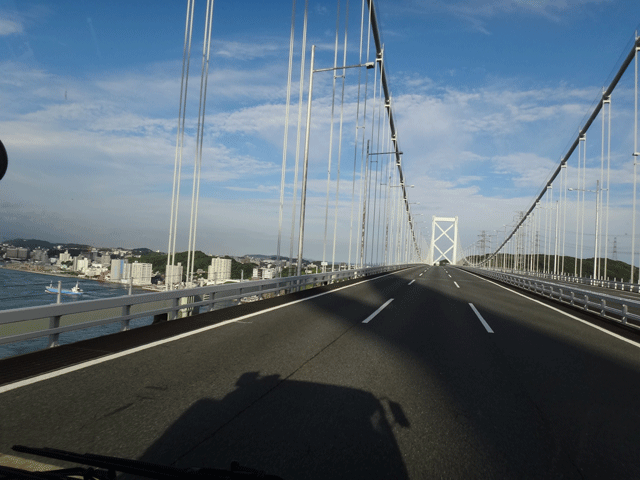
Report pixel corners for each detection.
[296,45,379,278]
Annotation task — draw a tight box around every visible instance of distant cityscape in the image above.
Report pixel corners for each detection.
[0,239,350,289]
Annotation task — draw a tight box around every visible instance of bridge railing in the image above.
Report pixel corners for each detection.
[462,267,640,331]
[478,267,640,294]
[0,265,410,353]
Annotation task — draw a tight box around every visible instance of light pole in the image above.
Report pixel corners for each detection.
[296,45,376,278]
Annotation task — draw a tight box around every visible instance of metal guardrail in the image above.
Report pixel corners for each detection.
[503,269,640,293]
[464,267,640,331]
[0,265,411,351]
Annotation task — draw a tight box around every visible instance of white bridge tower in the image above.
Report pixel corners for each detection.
[429,216,459,265]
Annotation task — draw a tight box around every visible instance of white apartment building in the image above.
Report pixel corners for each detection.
[131,262,152,285]
[166,262,183,287]
[73,257,89,272]
[208,257,232,283]
[111,259,126,281]
[58,250,71,265]
[261,267,275,279]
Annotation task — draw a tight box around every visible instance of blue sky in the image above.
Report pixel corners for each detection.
[1,0,640,263]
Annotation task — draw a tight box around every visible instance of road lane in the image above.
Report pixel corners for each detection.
[2,265,640,478]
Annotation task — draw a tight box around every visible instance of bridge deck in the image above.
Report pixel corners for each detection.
[2,266,640,478]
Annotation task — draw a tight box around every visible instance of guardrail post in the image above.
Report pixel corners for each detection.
[121,304,131,331]
[559,289,563,302]
[584,295,589,311]
[47,315,61,348]
[169,296,179,320]
[56,281,62,304]
[622,305,628,324]
[570,291,575,305]
[600,299,606,317]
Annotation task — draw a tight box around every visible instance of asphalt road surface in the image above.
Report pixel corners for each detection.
[2,265,640,479]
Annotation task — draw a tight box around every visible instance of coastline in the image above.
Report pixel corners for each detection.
[0,264,161,291]
[0,264,83,280]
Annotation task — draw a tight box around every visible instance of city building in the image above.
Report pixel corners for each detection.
[208,257,232,283]
[111,259,126,281]
[73,257,89,272]
[166,262,183,287]
[58,250,71,265]
[29,249,49,263]
[131,262,152,285]
[6,247,28,260]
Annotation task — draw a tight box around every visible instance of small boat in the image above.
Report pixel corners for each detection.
[240,295,260,304]
[45,281,84,296]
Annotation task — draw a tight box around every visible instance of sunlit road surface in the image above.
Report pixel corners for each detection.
[2,265,640,479]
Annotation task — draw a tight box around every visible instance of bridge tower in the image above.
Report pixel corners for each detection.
[430,216,459,265]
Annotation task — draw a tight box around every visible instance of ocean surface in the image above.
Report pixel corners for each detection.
[0,266,157,360]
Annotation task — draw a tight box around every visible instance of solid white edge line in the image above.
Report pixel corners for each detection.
[469,303,494,333]
[408,279,416,285]
[454,281,460,289]
[362,298,394,324]
[457,268,640,349]
[0,268,414,394]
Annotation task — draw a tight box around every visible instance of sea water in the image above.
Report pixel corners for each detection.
[0,267,153,360]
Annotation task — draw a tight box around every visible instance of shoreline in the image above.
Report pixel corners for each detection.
[0,264,159,291]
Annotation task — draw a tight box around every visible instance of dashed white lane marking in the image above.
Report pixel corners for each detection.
[457,268,640,349]
[0,269,411,395]
[469,303,494,333]
[419,273,423,277]
[408,279,416,285]
[362,298,394,324]
[454,281,460,288]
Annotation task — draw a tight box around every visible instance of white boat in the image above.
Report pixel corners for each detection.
[45,281,84,296]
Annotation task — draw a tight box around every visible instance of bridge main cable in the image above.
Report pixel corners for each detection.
[490,34,640,263]
[366,0,421,260]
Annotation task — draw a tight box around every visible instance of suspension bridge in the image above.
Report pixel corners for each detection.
[2,1,640,478]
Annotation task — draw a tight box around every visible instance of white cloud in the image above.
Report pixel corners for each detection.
[0,18,22,36]
[214,40,283,60]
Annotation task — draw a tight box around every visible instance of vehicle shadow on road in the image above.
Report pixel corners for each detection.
[127,371,410,480]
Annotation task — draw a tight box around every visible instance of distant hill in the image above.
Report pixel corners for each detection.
[2,238,162,254]
[3,238,57,249]
[132,247,159,255]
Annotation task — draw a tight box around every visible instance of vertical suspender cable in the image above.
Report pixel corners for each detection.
[352,0,367,268]
[167,0,194,289]
[633,38,638,283]
[580,134,586,277]
[186,0,214,285]
[331,0,350,271]
[321,0,341,271]
[365,50,379,266]
[562,164,567,274]
[373,50,385,264]
[295,45,316,278]
[574,142,580,277]
[347,0,365,269]
[357,1,373,267]
[276,0,297,277]
[599,90,605,278]
[604,95,611,279]
[288,0,309,275]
